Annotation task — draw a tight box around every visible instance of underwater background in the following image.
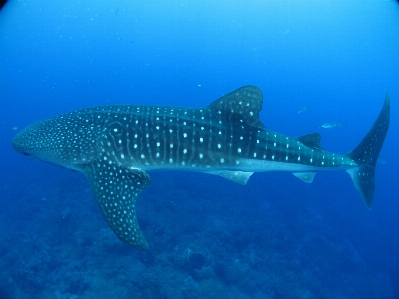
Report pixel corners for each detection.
[1,1,399,298]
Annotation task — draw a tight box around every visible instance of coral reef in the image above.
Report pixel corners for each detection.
[0,171,396,298]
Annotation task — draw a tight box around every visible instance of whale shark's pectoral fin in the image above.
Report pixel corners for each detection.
[292,172,316,183]
[207,170,253,185]
[82,162,151,250]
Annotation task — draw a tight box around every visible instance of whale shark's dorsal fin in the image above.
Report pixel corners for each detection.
[208,85,265,129]
[82,162,151,250]
[296,133,324,150]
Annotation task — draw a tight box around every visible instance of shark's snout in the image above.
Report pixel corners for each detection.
[12,122,49,158]
[12,131,26,154]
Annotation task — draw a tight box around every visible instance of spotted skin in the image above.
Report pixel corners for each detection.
[12,86,390,249]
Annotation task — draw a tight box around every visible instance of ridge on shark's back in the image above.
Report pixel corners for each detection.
[12,86,390,250]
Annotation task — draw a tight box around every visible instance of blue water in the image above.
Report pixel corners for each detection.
[1,1,399,298]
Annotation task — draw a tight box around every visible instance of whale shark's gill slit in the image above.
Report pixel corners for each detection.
[82,161,151,250]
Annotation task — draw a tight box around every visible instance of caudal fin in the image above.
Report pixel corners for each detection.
[346,94,390,208]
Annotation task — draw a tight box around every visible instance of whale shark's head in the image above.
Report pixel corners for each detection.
[12,114,99,170]
[13,121,57,160]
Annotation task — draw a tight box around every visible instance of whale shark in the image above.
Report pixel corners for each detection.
[12,86,390,250]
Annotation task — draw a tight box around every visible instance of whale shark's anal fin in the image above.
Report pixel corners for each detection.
[82,162,151,250]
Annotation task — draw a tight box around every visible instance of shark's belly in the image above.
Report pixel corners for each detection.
[127,156,356,173]
[236,158,355,172]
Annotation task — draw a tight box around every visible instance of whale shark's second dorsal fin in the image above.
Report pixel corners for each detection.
[208,85,266,129]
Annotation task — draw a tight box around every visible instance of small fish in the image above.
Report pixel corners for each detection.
[321,120,348,129]
[12,127,18,130]
[297,106,308,113]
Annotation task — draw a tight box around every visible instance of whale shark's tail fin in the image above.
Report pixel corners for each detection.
[345,94,390,209]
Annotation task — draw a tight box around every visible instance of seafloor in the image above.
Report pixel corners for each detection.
[0,163,394,299]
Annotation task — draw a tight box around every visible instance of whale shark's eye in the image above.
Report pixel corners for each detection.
[22,152,30,156]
